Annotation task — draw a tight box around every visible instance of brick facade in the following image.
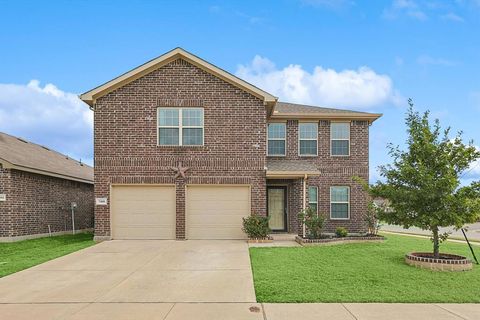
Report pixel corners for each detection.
[92,57,372,239]
[94,58,267,239]
[267,120,370,234]
[0,167,94,240]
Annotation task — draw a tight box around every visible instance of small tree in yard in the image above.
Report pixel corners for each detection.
[299,207,325,239]
[365,201,382,235]
[370,100,480,258]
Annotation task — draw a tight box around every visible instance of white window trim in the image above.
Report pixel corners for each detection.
[267,123,287,156]
[308,186,318,215]
[157,107,204,146]
[330,122,350,157]
[330,186,350,220]
[299,122,318,157]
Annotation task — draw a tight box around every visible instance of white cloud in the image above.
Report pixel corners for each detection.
[383,0,428,20]
[440,12,465,22]
[236,55,401,109]
[417,54,457,66]
[300,0,353,8]
[0,80,93,165]
[470,91,480,111]
[468,146,480,176]
[459,145,480,186]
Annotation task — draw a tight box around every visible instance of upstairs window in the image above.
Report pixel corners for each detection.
[330,186,349,219]
[331,122,350,156]
[158,108,203,146]
[268,123,286,156]
[299,123,318,156]
[308,186,318,214]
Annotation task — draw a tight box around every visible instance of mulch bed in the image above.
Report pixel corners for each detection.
[296,234,385,246]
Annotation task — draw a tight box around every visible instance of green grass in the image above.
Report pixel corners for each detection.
[0,232,95,277]
[249,233,480,303]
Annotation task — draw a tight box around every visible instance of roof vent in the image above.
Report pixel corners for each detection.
[41,145,50,151]
[16,137,28,143]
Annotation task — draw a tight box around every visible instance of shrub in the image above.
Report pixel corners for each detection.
[335,227,348,237]
[298,207,324,239]
[242,214,270,239]
[365,201,382,235]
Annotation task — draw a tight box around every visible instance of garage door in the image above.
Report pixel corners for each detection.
[186,185,250,239]
[111,185,176,239]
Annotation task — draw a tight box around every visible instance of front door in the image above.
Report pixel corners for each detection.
[267,186,287,231]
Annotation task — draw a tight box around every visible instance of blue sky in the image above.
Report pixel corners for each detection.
[0,0,479,183]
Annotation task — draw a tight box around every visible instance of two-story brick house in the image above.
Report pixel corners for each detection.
[80,48,381,241]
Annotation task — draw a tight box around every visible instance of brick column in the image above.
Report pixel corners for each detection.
[175,178,186,240]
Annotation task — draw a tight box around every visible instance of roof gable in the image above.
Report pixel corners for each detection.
[80,47,277,107]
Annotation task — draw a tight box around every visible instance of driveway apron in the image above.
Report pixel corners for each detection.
[0,240,256,303]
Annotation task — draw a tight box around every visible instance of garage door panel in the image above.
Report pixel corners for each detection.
[186,186,250,240]
[114,213,174,226]
[188,214,246,225]
[188,201,248,213]
[114,226,174,240]
[111,185,175,240]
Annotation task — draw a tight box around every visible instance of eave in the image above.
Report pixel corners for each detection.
[269,113,383,124]
[0,158,93,185]
[266,170,321,179]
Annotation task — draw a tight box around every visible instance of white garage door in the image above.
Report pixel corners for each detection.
[186,185,250,239]
[111,185,176,239]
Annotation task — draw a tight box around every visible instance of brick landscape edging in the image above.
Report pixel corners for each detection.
[405,252,473,271]
[295,235,385,246]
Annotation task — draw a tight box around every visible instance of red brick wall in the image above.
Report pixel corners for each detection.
[0,168,94,238]
[0,166,13,236]
[94,58,267,239]
[268,120,370,234]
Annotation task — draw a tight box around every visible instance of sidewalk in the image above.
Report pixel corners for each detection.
[381,223,480,243]
[1,302,479,319]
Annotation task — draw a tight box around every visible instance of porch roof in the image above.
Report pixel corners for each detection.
[266,159,320,179]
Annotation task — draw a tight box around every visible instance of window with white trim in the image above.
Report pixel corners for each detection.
[299,123,318,156]
[330,186,349,219]
[308,186,318,213]
[158,108,203,146]
[331,122,350,156]
[267,123,286,156]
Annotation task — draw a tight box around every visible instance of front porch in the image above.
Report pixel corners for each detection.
[266,159,320,235]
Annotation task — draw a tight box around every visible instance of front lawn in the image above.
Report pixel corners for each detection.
[249,233,480,303]
[0,232,95,277]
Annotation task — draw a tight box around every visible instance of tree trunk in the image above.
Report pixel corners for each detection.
[432,227,440,259]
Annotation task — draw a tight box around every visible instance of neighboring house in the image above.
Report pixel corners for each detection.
[80,48,381,241]
[0,132,94,241]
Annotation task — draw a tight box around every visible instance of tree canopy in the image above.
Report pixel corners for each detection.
[371,100,480,257]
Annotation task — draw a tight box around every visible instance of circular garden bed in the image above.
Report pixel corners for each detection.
[405,252,473,271]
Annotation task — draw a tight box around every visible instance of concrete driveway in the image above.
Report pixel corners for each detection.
[0,240,256,304]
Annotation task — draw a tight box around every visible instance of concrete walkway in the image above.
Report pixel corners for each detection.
[381,222,480,243]
[1,302,479,319]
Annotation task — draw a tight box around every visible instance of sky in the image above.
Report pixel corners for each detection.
[0,0,479,184]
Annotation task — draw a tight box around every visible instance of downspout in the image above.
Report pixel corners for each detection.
[302,174,307,238]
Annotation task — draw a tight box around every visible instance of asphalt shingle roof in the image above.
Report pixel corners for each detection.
[274,102,374,115]
[266,159,319,173]
[0,132,93,183]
